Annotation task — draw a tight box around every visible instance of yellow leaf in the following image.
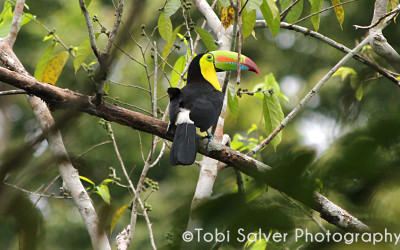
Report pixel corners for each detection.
[331,0,344,29]
[41,51,69,85]
[220,5,235,29]
[110,204,130,237]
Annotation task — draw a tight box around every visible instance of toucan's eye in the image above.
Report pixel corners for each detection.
[206,54,213,61]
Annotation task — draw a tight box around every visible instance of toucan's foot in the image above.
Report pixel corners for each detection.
[205,130,213,150]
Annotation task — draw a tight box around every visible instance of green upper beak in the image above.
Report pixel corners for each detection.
[210,51,259,75]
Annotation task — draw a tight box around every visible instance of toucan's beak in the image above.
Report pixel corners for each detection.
[210,51,259,75]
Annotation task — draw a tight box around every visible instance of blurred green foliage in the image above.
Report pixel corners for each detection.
[0,0,400,249]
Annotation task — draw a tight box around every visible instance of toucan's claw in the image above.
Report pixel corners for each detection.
[205,130,213,150]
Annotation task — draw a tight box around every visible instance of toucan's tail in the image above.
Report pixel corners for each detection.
[170,123,196,166]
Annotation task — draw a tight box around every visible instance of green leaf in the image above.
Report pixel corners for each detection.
[264,73,281,93]
[104,81,110,94]
[0,2,13,37]
[247,124,258,134]
[227,83,239,118]
[333,66,357,81]
[331,0,344,29]
[281,0,304,23]
[41,51,69,85]
[231,133,245,151]
[34,42,56,80]
[74,33,99,73]
[390,0,399,10]
[79,176,96,186]
[219,0,231,8]
[158,11,172,41]
[177,33,188,46]
[102,178,115,184]
[264,73,289,102]
[194,26,218,51]
[260,0,280,37]
[247,0,263,10]
[96,184,111,204]
[263,92,284,151]
[355,83,363,101]
[161,25,182,69]
[309,0,323,31]
[110,204,130,237]
[84,0,92,7]
[253,82,266,100]
[164,0,181,18]
[21,13,35,26]
[170,55,187,87]
[242,9,256,42]
[350,76,363,101]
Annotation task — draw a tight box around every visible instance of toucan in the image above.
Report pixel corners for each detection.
[167,51,259,166]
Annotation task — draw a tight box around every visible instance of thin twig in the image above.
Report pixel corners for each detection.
[107,123,156,249]
[354,4,400,30]
[109,80,150,93]
[4,181,70,199]
[34,174,61,207]
[0,89,26,96]
[255,21,400,86]
[78,0,100,58]
[248,36,371,156]
[105,96,153,115]
[280,0,301,21]
[236,0,242,86]
[104,0,124,54]
[280,192,327,233]
[73,141,112,161]
[293,0,359,25]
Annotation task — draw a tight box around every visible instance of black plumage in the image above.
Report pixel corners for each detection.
[168,53,224,166]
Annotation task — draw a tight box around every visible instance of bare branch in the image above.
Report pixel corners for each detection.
[0,2,111,247]
[255,21,400,86]
[7,0,25,47]
[293,0,359,25]
[4,181,70,199]
[368,1,400,72]
[0,66,369,231]
[354,4,400,30]
[73,141,112,161]
[280,0,302,21]
[107,123,156,249]
[0,89,27,96]
[104,0,124,54]
[248,37,371,156]
[78,0,100,58]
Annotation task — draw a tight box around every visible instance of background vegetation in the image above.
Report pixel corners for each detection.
[0,0,399,249]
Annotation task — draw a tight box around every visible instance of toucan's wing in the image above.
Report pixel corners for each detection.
[189,92,224,132]
[167,88,182,130]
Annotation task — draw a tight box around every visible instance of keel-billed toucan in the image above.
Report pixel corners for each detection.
[167,51,259,166]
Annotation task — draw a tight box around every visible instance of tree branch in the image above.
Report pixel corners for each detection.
[0,65,369,231]
[104,0,124,54]
[255,21,400,87]
[368,1,400,72]
[0,89,27,96]
[0,2,111,248]
[248,36,371,156]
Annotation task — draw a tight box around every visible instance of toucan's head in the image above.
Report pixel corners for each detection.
[188,51,259,91]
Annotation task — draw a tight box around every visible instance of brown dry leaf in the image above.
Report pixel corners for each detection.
[220,5,235,29]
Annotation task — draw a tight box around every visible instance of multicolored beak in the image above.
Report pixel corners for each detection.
[210,51,259,75]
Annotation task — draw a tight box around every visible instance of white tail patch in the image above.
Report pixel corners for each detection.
[176,108,194,124]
